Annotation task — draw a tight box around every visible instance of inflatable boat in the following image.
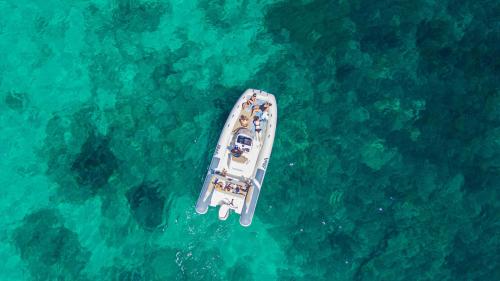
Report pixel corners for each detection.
[195,89,277,226]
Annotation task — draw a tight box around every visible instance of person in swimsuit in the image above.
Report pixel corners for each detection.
[213,178,224,190]
[249,93,257,105]
[242,100,252,111]
[251,104,261,116]
[253,116,262,142]
[242,94,257,111]
[260,102,272,121]
[253,116,262,132]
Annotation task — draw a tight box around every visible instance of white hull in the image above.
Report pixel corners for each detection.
[195,89,277,226]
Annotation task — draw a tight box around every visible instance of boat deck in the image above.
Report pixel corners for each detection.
[195,88,277,226]
[207,174,249,214]
[225,98,270,178]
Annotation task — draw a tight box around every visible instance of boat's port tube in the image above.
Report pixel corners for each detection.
[195,156,221,214]
[239,91,276,226]
[195,173,213,214]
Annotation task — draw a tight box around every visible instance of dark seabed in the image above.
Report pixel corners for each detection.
[0,0,499,280]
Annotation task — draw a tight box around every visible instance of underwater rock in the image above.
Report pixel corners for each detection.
[126,182,168,231]
[360,139,396,171]
[360,25,402,52]
[416,19,456,71]
[101,266,143,281]
[265,0,351,55]
[348,107,370,123]
[198,0,244,29]
[12,209,89,281]
[151,63,175,89]
[117,270,143,281]
[43,106,121,202]
[335,64,356,82]
[4,91,28,111]
[71,134,118,193]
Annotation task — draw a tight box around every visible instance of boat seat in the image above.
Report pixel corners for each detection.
[231,154,248,163]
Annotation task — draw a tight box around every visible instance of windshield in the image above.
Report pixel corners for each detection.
[237,135,252,146]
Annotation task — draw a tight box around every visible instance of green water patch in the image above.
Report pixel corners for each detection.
[99,246,180,280]
[178,247,225,281]
[143,247,180,280]
[225,258,254,281]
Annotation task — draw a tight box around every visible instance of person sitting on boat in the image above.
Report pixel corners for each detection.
[242,100,252,111]
[253,116,262,132]
[253,116,262,142]
[249,93,257,105]
[231,146,243,157]
[242,93,257,110]
[215,181,224,190]
[239,115,249,128]
[260,102,272,121]
[251,104,261,115]
[212,178,223,189]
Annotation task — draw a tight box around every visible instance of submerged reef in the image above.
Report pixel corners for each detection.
[4,92,29,112]
[110,0,170,33]
[12,209,89,281]
[43,106,119,202]
[71,133,117,192]
[126,182,170,231]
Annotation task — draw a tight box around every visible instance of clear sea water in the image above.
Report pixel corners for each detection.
[0,0,499,280]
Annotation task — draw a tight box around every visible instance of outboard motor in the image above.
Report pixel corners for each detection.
[218,204,230,220]
[218,199,234,220]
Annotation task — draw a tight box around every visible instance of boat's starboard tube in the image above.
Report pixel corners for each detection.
[239,91,277,226]
[239,181,261,227]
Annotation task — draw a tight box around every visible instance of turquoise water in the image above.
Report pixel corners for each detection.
[1,0,499,280]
